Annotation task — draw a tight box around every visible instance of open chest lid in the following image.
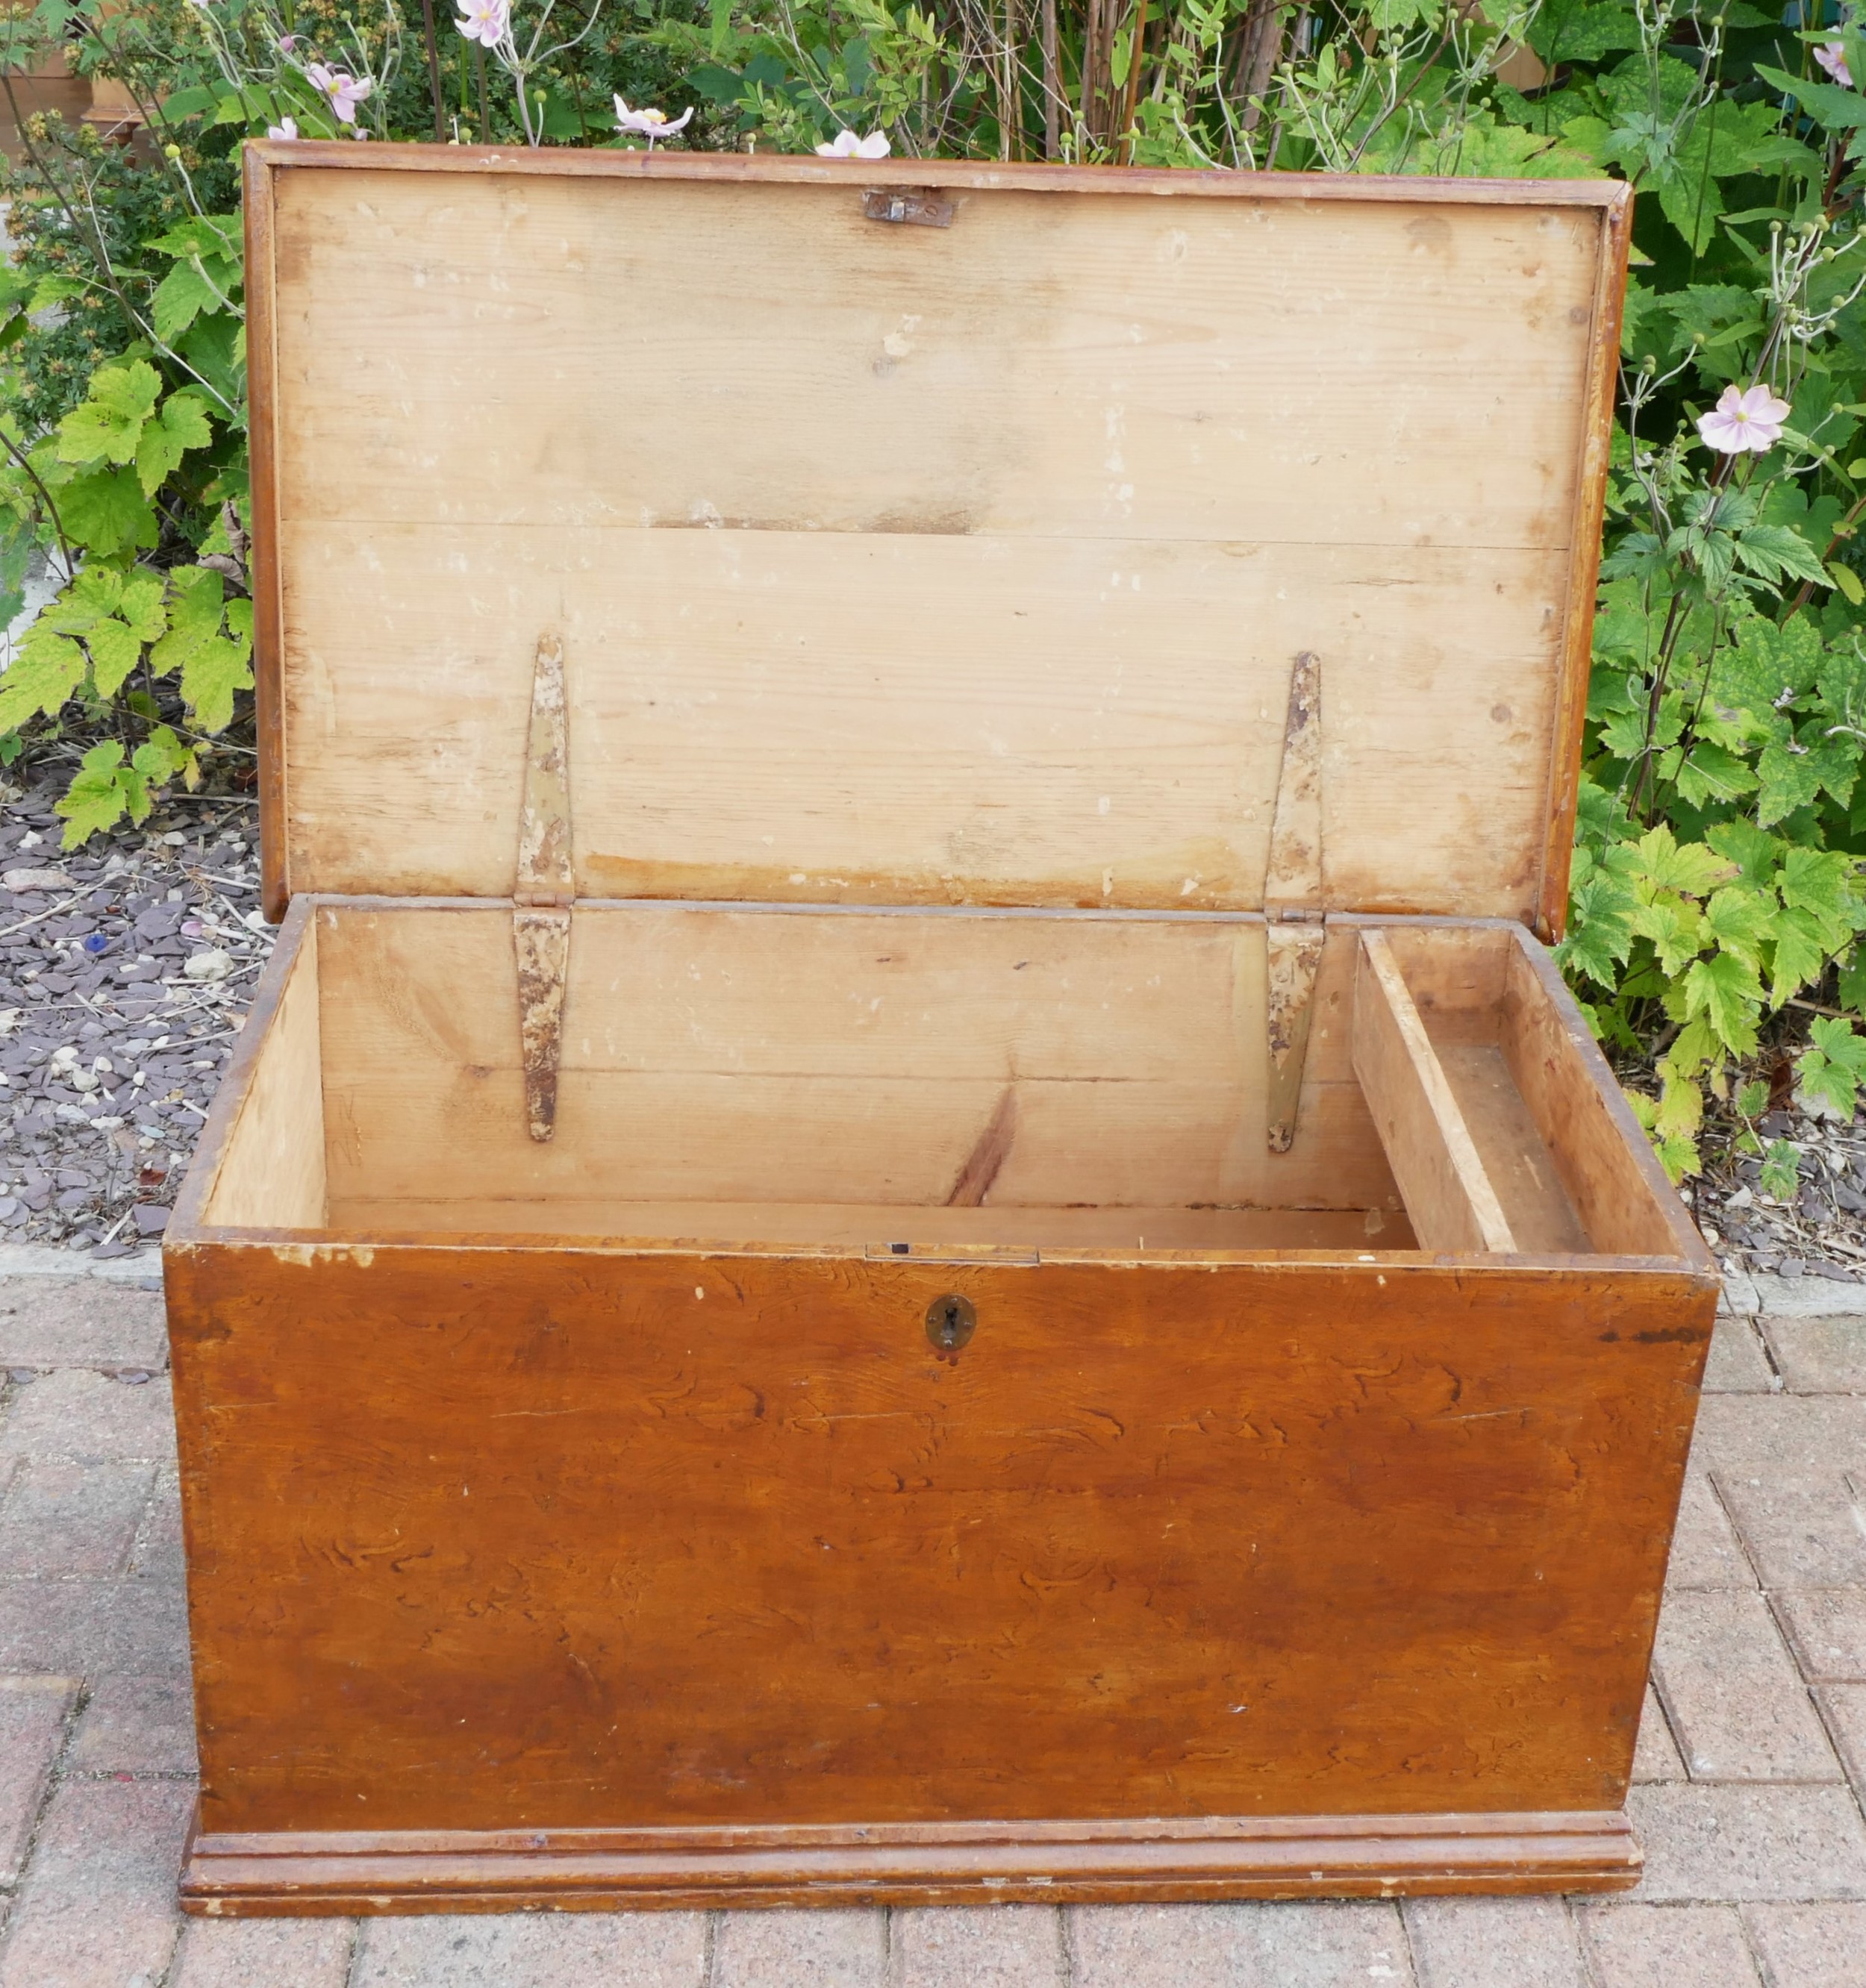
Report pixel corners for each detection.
[247,146,1629,931]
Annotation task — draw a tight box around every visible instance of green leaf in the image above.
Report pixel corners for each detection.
[133,393,213,499]
[1797,1016,1866,1117]
[1760,1138,1802,1201]
[152,567,251,733]
[53,469,156,557]
[1702,885,1774,969]
[1839,944,1866,1013]
[1737,1078,1771,1117]
[1758,740,1826,827]
[53,360,161,469]
[1682,948,1764,1050]
[1828,561,1863,604]
[149,565,223,673]
[1735,523,1832,588]
[178,636,252,734]
[0,628,84,731]
[114,572,166,646]
[150,260,224,345]
[1756,63,1866,128]
[1558,866,1639,984]
[1780,844,1854,918]
[52,734,160,845]
[1707,819,1782,890]
[1714,614,1824,714]
[84,616,143,698]
[1634,824,1738,898]
[1674,740,1758,807]
[144,215,243,266]
[1770,905,1834,1005]
[1634,894,1706,975]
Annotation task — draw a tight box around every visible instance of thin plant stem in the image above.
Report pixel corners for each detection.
[420,0,446,140]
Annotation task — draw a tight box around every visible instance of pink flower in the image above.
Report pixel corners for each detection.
[455,0,508,49]
[815,129,890,159]
[305,63,372,125]
[1697,382,1794,454]
[1816,41,1855,88]
[276,34,296,51]
[266,115,299,140]
[613,98,693,147]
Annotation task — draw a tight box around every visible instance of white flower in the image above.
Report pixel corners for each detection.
[1817,41,1855,89]
[815,129,890,159]
[455,0,508,50]
[266,116,299,140]
[1697,381,1793,454]
[613,98,693,148]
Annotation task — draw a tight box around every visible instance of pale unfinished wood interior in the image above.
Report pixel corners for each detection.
[266,170,1609,927]
[202,904,1691,1261]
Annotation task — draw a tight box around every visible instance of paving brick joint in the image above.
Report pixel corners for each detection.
[3,1273,1866,1985]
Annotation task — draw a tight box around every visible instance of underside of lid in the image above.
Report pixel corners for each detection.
[247,148,1629,928]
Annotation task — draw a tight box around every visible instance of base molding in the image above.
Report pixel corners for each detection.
[181,1807,1640,1914]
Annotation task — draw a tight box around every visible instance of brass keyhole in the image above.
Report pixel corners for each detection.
[925,1292,976,1360]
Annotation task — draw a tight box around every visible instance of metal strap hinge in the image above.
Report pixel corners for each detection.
[1264,651,1324,1154]
[516,631,571,1143]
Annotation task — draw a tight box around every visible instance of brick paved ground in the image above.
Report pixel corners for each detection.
[3,1266,1866,1987]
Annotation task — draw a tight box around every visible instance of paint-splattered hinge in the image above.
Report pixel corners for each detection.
[1264,651,1324,1154]
[515,632,572,1143]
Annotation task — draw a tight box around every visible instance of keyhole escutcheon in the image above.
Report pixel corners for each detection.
[925,1292,977,1357]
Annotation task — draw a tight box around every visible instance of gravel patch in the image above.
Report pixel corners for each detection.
[0,776,269,1266]
[1689,1104,1866,1287]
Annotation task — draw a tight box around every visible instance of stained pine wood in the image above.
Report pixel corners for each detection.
[168,153,1707,1914]
[164,1237,1709,1856]
[181,1809,1640,1913]
[247,154,1626,928]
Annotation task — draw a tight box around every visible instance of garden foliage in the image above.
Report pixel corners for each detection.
[3,0,1866,1187]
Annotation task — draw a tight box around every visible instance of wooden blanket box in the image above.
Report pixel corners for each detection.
[164,146,1716,1914]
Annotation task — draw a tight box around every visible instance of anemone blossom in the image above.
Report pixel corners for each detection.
[614,99,694,147]
[815,129,890,159]
[1697,382,1793,454]
[305,63,372,125]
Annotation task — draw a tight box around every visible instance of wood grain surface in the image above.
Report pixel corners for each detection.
[246,155,1624,925]
[165,1238,1711,1840]
[179,1805,1641,1913]
[1352,931,1517,1254]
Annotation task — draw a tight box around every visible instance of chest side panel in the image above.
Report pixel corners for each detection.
[258,163,1617,919]
[168,1244,1711,1834]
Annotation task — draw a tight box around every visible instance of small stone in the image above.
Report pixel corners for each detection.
[182,949,231,983]
[1782,1258,1807,1278]
[0,867,72,891]
[116,1369,151,1385]
[130,1205,168,1237]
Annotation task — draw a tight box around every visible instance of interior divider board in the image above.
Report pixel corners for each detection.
[1352,931,1517,1256]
